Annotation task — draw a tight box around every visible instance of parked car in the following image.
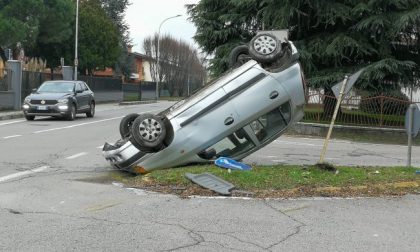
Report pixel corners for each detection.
[22,80,95,121]
[103,31,307,174]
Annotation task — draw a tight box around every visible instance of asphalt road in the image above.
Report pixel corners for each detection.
[0,102,419,251]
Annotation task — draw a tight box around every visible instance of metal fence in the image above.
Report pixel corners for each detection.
[0,68,12,91]
[122,81,156,101]
[304,90,419,128]
[79,75,122,92]
[21,71,63,100]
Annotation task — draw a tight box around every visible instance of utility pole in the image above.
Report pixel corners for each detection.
[74,0,79,80]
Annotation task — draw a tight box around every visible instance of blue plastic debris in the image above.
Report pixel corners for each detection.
[215,157,251,171]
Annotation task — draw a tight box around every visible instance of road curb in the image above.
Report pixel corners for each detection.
[0,112,24,121]
[119,100,157,106]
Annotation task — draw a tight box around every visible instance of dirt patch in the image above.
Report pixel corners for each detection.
[124,178,420,199]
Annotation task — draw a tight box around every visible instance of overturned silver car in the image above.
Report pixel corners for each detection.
[103,31,307,174]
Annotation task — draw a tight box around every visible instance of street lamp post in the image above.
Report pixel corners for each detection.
[156,14,181,100]
[74,0,79,80]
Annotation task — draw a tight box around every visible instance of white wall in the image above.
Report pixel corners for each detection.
[142,60,153,82]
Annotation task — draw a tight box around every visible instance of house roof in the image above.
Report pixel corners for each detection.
[129,52,155,62]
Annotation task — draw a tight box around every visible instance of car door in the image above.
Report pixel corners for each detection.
[82,82,93,105]
[224,66,290,125]
[197,101,291,161]
[75,82,88,110]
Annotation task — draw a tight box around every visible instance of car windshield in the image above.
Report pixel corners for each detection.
[37,82,75,93]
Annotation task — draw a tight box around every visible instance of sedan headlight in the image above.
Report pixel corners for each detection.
[24,97,31,103]
[58,98,69,104]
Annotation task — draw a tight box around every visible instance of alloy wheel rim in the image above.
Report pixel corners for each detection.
[139,118,162,142]
[253,35,277,55]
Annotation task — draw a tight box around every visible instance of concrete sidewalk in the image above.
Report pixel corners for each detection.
[0,110,24,121]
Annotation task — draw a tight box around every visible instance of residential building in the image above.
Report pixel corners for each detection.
[92,47,154,83]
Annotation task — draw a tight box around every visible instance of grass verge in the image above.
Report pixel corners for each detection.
[111,165,420,198]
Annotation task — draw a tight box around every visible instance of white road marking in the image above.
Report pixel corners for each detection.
[271,159,286,162]
[97,145,104,149]
[33,108,162,134]
[189,195,370,200]
[0,166,49,183]
[275,140,322,147]
[33,117,124,134]
[3,135,22,139]
[0,120,25,126]
[65,152,88,159]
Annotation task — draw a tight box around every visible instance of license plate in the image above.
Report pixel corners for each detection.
[37,105,47,110]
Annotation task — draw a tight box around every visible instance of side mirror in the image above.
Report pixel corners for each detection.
[75,89,83,94]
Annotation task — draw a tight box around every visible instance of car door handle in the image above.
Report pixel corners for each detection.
[269,91,279,99]
[224,117,234,126]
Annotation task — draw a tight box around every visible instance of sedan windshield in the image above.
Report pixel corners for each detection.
[37,82,75,93]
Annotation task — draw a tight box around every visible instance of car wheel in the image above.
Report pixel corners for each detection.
[67,104,76,121]
[229,45,252,68]
[131,113,166,152]
[119,113,139,138]
[25,115,35,121]
[86,102,95,118]
[249,33,282,63]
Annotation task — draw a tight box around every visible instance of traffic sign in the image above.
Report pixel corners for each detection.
[332,68,365,98]
[405,104,420,138]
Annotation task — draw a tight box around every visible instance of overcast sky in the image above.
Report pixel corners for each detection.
[125,0,200,53]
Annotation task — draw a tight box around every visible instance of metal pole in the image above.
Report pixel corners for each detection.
[319,75,349,163]
[74,0,79,80]
[407,104,415,167]
[156,14,181,101]
[187,74,190,96]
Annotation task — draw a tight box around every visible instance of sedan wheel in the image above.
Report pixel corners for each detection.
[229,45,252,69]
[25,115,35,121]
[67,104,76,121]
[130,113,166,152]
[249,33,282,63]
[119,113,139,138]
[86,102,95,118]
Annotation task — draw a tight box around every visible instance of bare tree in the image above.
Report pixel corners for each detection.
[143,34,206,97]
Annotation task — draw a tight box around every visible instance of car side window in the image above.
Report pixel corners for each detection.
[198,128,255,160]
[249,101,291,142]
[76,83,83,92]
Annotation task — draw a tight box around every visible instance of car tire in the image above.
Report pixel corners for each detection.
[229,45,252,68]
[249,33,282,63]
[119,113,139,138]
[25,115,35,121]
[67,104,76,121]
[131,113,166,152]
[86,102,95,118]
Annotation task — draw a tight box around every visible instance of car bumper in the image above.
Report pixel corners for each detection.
[22,103,70,117]
[102,139,147,171]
